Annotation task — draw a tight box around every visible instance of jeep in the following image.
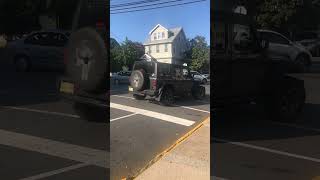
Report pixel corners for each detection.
[128,59,206,106]
[213,10,306,121]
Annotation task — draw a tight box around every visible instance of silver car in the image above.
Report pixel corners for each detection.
[258,29,312,72]
[6,30,70,72]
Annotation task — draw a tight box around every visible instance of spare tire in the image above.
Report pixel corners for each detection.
[65,27,107,92]
[130,69,146,91]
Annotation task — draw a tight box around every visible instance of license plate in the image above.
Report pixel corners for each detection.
[128,87,133,92]
[60,81,74,94]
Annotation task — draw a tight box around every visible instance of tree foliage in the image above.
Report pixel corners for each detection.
[110,37,144,72]
[185,36,210,73]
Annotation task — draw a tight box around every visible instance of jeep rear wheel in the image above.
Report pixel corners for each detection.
[130,69,146,91]
[160,88,175,106]
[192,86,206,100]
[65,27,107,92]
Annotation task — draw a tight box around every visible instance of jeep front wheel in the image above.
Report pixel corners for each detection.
[160,88,175,106]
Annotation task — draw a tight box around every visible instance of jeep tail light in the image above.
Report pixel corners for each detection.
[151,79,157,89]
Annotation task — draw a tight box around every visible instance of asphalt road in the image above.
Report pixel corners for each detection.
[110,83,210,180]
[212,62,320,180]
[0,67,108,179]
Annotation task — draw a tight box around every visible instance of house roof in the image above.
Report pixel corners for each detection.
[143,26,183,45]
[140,53,157,62]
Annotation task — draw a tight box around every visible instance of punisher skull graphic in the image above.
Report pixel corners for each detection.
[75,40,94,81]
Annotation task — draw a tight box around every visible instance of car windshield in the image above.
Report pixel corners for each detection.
[295,32,318,41]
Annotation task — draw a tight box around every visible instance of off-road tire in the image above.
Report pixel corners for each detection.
[160,88,175,106]
[65,27,107,92]
[130,69,147,91]
[192,86,206,100]
[264,77,305,122]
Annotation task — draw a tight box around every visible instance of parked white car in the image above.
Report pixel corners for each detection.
[294,31,320,57]
[190,71,208,84]
[113,71,131,84]
[258,29,313,72]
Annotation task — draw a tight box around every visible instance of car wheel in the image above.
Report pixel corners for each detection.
[265,78,305,122]
[160,88,175,106]
[133,94,145,100]
[15,56,30,72]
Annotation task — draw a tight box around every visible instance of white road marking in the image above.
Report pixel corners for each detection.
[0,129,108,168]
[214,138,320,163]
[110,103,195,126]
[180,106,210,113]
[270,121,320,133]
[110,113,137,122]
[111,94,210,113]
[20,163,89,180]
[2,106,80,118]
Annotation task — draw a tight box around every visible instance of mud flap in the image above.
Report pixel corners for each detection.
[155,87,163,101]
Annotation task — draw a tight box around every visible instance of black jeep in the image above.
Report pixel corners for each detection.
[58,0,108,121]
[213,11,306,121]
[128,59,206,106]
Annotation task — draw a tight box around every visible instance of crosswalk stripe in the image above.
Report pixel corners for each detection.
[110,103,195,126]
[0,129,108,168]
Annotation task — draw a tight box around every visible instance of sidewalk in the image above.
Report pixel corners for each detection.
[135,118,210,180]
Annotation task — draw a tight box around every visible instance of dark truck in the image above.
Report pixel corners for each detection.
[128,59,206,106]
[58,0,108,121]
[213,11,306,121]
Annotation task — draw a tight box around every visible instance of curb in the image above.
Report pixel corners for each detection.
[121,115,210,180]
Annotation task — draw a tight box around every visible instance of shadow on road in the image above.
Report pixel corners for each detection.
[0,70,62,106]
[212,103,320,143]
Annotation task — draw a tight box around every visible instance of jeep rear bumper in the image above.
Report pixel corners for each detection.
[61,93,108,108]
[131,89,157,97]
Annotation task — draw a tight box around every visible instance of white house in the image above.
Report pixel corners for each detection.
[143,24,188,64]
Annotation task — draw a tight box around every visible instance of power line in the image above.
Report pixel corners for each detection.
[111,0,190,11]
[111,0,161,8]
[111,0,206,14]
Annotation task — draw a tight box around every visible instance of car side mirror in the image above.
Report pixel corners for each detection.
[261,39,269,49]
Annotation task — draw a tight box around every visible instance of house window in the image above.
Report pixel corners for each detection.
[157,32,161,39]
[156,45,159,53]
[162,32,165,39]
[154,34,157,40]
[164,44,168,52]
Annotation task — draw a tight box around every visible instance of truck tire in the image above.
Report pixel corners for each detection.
[265,77,305,122]
[130,69,146,91]
[192,86,206,100]
[160,88,175,106]
[65,27,107,92]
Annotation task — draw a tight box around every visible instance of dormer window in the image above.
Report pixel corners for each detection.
[154,34,157,40]
[162,32,165,39]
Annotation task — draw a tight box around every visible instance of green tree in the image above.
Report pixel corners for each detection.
[186,36,209,73]
[120,37,144,70]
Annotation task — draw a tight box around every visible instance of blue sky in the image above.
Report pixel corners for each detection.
[110,0,210,44]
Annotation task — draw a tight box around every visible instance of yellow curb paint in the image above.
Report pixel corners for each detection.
[131,115,210,179]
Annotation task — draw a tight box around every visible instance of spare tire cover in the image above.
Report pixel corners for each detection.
[130,70,146,91]
[66,27,107,92]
